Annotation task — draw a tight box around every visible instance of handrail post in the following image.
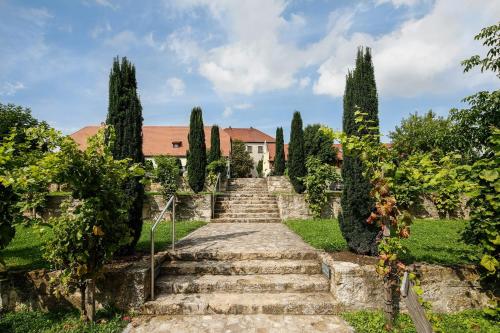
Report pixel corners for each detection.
[150,195,175,300]
[150,228,155,300]
[172,196,176,251]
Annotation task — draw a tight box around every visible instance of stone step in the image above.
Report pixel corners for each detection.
[167,249,318,261]
[211,218,282,223]
[216,197,277,202]
[141,292,342,315]
[214,213,281,219]
[217,194,275,198]
[160,259,322,275]
[214,208,278,214]
[155,274,330,294]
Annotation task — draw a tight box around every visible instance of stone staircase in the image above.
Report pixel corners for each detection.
[212,178,281,223]
[141,223,342,317]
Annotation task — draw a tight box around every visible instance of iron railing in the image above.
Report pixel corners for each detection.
[212,173,221,219]
[150,194,176,300]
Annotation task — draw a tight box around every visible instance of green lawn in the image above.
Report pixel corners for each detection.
[4,220,206,271]
[0,307,128,333]
[342,310,498,333]
[285,218,479,266]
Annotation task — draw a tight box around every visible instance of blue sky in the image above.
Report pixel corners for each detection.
[0,0,498,141]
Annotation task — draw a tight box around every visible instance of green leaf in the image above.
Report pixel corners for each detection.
[479,169,498,182]
[480,254,498,272]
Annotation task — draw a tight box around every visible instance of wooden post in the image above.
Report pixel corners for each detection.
[85,279,96,322]
[401,271,433,333]
[382,217,395,330]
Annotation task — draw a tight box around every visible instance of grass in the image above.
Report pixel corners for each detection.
[4,220,206,271]
[285,218,480,266]
[285,219,347,252]
[0,307,128,333]
[135,220,207,253]
[341,310,499,333]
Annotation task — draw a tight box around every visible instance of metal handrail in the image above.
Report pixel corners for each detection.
[150,194,176,300]
[212,173,221,219]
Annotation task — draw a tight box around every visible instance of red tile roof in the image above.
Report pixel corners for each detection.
[69,126,232,157]
[223,127,275,143]
[267,143,288,161]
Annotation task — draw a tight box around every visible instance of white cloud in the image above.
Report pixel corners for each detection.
[299,77,311,88]
[234,103,253,110]
[375,0,422,7]
[314,0,500,98]
[90,22,111,39]
[93,0,118,10]
[167,77,186,96]
[223,106,233,117]
[222,103,253,117]
[169,0,499,98]
[18,7,53,26]
[104,30,138,49]
[0,82,25,96]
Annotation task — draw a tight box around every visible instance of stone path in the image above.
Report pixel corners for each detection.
[125,178,353,332]
[125,314,353,333]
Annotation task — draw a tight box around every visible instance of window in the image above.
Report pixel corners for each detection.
[258,146,263,153]
[247,145,253,153]
[172,141,182,148]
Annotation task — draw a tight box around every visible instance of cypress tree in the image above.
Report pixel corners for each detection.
[339,47,379,255]
[274,127,285,175]
[288,111,306,193]
[208,125,221,163]
[187,107,207,193]
[106,56,144,254]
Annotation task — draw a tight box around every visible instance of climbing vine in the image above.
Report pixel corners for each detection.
[302,156,340,218]
[321,111,441,331]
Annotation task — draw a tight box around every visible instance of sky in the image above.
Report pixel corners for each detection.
[0,0,498,141]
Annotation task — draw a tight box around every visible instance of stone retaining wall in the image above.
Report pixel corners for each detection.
[319,253,489,313]
[275,192,341,220]
[44,194,213,222]
[0,254,168,312]
[266,176,294,193]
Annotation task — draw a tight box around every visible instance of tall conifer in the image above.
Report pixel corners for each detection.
[274,127,285,175]
[208,125,221,163]
[288,112,306,193]
[187,107,207,192]
[339,47,379,255]
[106,56,144,253]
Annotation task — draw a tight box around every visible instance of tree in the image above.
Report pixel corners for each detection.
[390,111,455,158]
[187,107,207,192]
[44,127,144,321]
[288,112,306,193]
[0,103,46,143]
[459,23,500,316]
[256,158,263,178]
[304,124,338,165]
[154,156,180,198]
[106,56,144,254]
[230,140,253,178]
[208,125,221,163]
[339,47,380,256]
[274,127,286,175]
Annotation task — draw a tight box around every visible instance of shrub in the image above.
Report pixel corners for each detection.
[302,157,340,218]
[230,140,253,178]
[206,159,227,189]
[256,158,263,178]
[44,127,144,321]
[154,156,180,198]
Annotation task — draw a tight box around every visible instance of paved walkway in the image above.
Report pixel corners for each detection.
[124,223,354,332]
